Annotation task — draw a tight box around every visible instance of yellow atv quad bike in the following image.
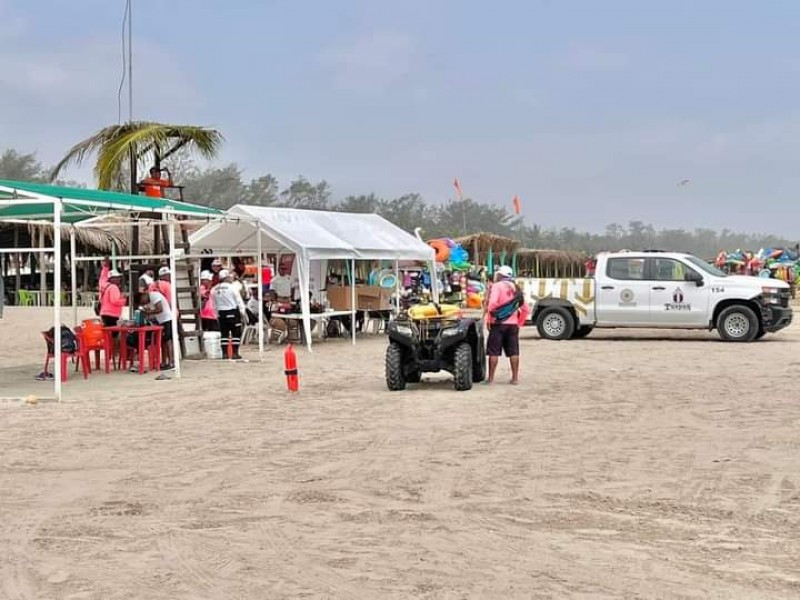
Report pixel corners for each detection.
[385,303,486,391]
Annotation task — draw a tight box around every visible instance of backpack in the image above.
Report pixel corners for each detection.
[45,326,78,354]
[490,282,524,322]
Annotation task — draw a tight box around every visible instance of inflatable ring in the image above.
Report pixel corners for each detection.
[467,293,483,309]
[408,303,461,320]
[429,240,450,262]
[379,274,397,288]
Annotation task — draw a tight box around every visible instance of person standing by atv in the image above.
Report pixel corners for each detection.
[485,266,529,385]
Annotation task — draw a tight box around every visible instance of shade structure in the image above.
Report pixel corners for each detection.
[190,205,437,348]
[189,205,435,261]
[0,179,222,222]
[0,179,223,401]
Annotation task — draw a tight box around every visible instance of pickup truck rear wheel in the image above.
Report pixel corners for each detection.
[717,305,758,342]
[536,306,575,340]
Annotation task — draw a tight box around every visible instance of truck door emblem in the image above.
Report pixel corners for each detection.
[665,287,691,311]
[619,289,637,306]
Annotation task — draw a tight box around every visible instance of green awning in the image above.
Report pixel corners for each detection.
[0,179,222,223]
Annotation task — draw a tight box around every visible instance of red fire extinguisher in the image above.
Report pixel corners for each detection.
[284,344,299,392]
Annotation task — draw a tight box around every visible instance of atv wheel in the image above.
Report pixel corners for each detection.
[536,306,575,340]
[472,343,486,383]
[453,342,473,391]
[573,325,594,339]
[385,343,407,391]
[717,305,758,342]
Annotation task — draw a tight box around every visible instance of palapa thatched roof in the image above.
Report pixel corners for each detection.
[18,215,201,255]
[516,248,588,277]
[453,232,519,265]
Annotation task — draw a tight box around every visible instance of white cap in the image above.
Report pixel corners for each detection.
[109,269,121,278]
[212,258,223,266]
[497,265,514,278]
[141,274,154,286]
[158,266,170,277]
[218,269,230,280]
[200,270,212,281]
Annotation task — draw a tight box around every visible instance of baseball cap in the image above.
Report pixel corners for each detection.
[497,266,514,278]
[211,258,223,266]
[158,266,170,277]
[200,270,212,281]
[141,274,154,286]
[218,269,230,280]
[109,269,121,278]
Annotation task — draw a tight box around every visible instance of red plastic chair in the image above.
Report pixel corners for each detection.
[75,321,107,373]
[73,327,104,376]
[41,330,88,382]
[122,327,162,373]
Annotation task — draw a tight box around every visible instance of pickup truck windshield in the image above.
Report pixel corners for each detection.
[685,256,727,277]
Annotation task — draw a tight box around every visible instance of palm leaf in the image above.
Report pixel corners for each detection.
[50,122,225,190]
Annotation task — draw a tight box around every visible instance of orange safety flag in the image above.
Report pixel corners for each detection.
[512,195,521,215]
[453,178,463,200]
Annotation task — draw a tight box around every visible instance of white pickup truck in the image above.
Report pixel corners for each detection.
[518,251,793,342]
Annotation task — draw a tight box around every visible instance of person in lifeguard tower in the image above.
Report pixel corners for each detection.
[139,166,172,198]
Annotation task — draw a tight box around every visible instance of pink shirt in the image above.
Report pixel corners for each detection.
[486,280,529,326]
[99,283,126,318]
[98,265,110,293]
[150,280,173,307]
[199,282,216,319]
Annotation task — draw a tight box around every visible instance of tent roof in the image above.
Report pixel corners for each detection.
[0,179,222,223]
[190,204,435,261]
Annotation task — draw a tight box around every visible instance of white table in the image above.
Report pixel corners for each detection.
[272,310,360,342]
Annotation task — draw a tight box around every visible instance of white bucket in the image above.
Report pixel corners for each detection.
[203,331,222,359]
[183,334,201,358]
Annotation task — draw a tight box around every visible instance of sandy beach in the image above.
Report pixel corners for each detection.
[1,306,799,599]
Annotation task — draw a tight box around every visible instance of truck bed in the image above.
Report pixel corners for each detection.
[517,277,596,325]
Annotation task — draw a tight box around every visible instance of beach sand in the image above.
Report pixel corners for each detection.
[1,306,799,598]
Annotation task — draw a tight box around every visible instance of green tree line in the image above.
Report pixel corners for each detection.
[2,148,795,258]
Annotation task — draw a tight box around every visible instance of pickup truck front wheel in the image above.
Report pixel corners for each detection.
[536,306,575,340]
[717,305,759,342]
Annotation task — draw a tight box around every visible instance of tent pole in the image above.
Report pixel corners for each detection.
[70,228,77,327]
[168,218,181,379]
[430,259,440,304]
[394,259,400,316]
[256,228,264,360]
[350,259,356,346]
[53,199,62,402]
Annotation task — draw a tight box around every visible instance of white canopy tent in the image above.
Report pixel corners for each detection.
[189,205,437,349]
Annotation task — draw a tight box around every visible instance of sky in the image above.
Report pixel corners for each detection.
[2,0,800,237]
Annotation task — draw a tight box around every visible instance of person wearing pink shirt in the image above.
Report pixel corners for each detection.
[152,266,173,308]
[99,269,127,329]
[199,270,218,331]
[98,256,111,293]
[484,266,529,385]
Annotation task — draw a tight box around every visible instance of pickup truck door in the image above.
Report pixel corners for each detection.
[647,258,709,327]
[595,256,651,325]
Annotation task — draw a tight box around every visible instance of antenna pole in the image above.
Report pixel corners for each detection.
[128,0,133,123]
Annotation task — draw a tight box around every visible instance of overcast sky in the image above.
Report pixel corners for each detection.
[2,0,800,236]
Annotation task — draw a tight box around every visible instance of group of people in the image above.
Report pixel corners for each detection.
[198,258,293,359]
[96,258,177,371]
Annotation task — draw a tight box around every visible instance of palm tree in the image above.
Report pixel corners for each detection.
[50,121,224,193]
[50,121,224,257]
